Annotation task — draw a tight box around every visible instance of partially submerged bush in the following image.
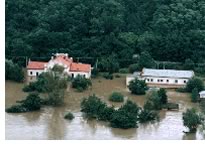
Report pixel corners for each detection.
[186,77,204,92]
[6,93,41,113]
[191,88,199,103]
[138,109,159,123]
[183,108,203,133]
[98,106,115,121]
[128,78,147,95]
[81,94,106,118]
[109,92,124,102]
[144,91,162,110]
[157,88,168,104]
[72,75,92,91]
[64,112,74,120]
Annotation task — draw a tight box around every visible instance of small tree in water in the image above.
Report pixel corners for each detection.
[191,88,199,103]
[72,75,92,92]
[158,88,168,104]
[183,108,203,133]
[128,78,147,95]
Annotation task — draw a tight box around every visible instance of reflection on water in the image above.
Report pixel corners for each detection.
[5,78,205,140]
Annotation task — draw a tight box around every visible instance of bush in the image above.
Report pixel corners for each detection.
[109,92,124,102]
[102,73,113,80]
[81,94,106,118]
[5,59,24,82]
[157,88,168,104]
[110,109,138,129]
[186,77,204,92]
[128,78,147,95]
[144,91,162,110]
[115,74,121,78]
[72,75,92,91]
[183,108,203,133]
[64,112,74,120]
[98,106,115,121]
[138,109,159,123]
[191,88,199,103]
[119,68,129,74]
[6,93,41,113]
[129,63,140,73]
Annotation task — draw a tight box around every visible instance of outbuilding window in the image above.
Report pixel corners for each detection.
[167,79,169,83]
[184,80,187,83]
[36,72,39,76]
[175,80,178,83]
[30,71,33,75]
[151,79,153,82]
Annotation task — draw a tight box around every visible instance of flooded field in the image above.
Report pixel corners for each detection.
[5,76,205,140]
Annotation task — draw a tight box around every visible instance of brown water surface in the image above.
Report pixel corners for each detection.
[5,76,205,140]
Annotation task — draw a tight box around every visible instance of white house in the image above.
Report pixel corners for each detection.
[126,68,195,88]
[27,53,91,82]
[199,91,205,99]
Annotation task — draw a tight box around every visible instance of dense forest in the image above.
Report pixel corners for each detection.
[6,0,205,67]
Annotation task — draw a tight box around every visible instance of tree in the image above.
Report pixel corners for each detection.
[128,78,147,95]
[72,75,92,91]
[144,91,162,110]
[5,59,24,82]
[183,108,203,133]
[191,88,199,103]
[138,109,159,123]
[138,51,156,70]
[158,88,168,104]
[184,59,195,70]
[186,77,204,92]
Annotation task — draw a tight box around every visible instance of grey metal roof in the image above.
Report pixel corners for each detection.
[141,68,194,78]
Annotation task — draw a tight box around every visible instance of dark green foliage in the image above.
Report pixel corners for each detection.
[158,88,168,104]
[119,68,129,74]
[5,59,24,82]
[102,73,113,80]
[191,88,199,103]
[163,103,179,110]
[64,112,74,120]
[128,78,147,95]
[81,94,107,119]
[184,59,195,70]
[6,93,41,113]
[183,108,203,133]
[72,75,92,91]
[110,109,138,129]
[186,77,204,92]
[129,63,140,73]
[176,88,187,93]
[200,100,205,114]
[138,51,156,70]
[115,74,121,78]
[144,91,162,110]
[109,92,124,102]
[98,56,120,73]
[52,65,65,74]
[91,66,99,78]
[110,100,140,128]
[98,106,115,121]
[138,109,159,123]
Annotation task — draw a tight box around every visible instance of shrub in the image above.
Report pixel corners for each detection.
[157,88,168,104]
[64,112,74,120]
[119,100,140,115]
[128,78,147,95]
[186,77,204,92]
[6,93,41,113]
[102,73,113,80]
[183,59,195,70]
[119,68,129,74]
[115,74,121,78]
[81,94,106,118]
[191,88,199,103]
[72,75,92,91]
[98,106,115,121]
[138,109,159,123]
[91,66,99,78]
[5,59,24,82]
[110,109,138,129]
[109,92,124,102]
[183,108,203,133]
[129,63,140,73]
[144,91,162,110]
[98,56,119,73]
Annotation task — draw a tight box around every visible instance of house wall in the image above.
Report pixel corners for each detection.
[126,76,189,88]
[27,69,44,77]
[68,71,91,79]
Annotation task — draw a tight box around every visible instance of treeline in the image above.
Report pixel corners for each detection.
[6,0,205,67]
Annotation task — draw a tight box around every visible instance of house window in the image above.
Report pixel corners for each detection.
[36,72,39,76]
[83,75,86,78]
[161,79,163,82]
[147,79,150,82]
[184,80,187,83]
[157,79,160,82]
[30,71,33,75]
[71,73,74,78]
[151,79,153,82]
[175,80,178,83]
[167,79,169,83]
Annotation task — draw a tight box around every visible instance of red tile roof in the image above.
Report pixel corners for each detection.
[53,56,73,67]
[70,62,91,72]
[27,61,47,69]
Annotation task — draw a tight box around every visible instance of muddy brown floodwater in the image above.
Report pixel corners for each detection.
[5,75,205,140]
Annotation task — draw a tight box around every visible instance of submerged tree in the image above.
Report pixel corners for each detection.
[128,78,147,95]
